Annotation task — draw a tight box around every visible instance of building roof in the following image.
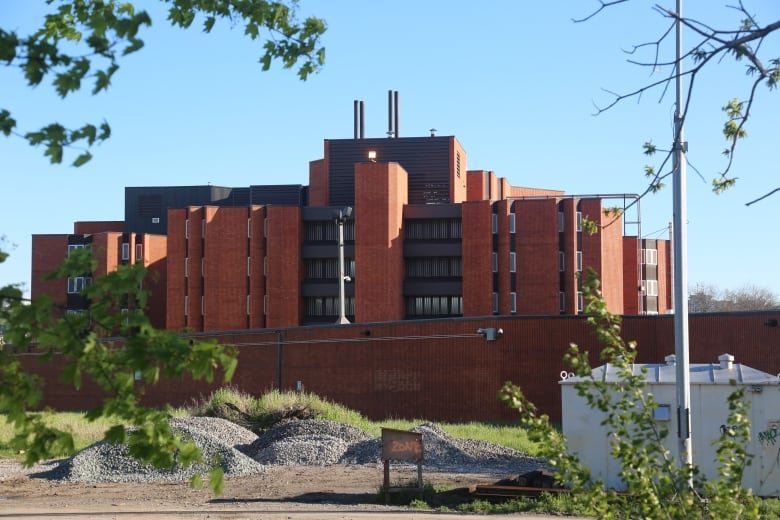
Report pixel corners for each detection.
[560,356,780,385]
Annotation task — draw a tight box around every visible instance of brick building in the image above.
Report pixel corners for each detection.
[32,123,671,332]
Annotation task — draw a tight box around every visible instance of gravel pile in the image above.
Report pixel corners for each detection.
[35,417,544,484]
[38,417,265,484]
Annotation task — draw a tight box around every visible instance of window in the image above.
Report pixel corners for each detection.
[264,218,268,238]
[559,251,565,272]
[67,277,88,294]
[263,256,268,276]
[121,243,130,260]
[185,219,189,239]
[184,296,189,316]
[247,218,252,238]
[559,291,565,313]
[264,295,268,315]
[509,213,516,234]
[558,212,564,232]
[201,257,205,277]
[135,243,142,263]
[151,217,160,224]
[510,292,517,313]
[247,257,251,277]
[246,295,251,315]
[642,248,658,265]
[405,257,461,278]
[492,292,499,314]
[201,296,204,315]
[68,244,84,255]
[492,252,498,273]
[643,279,659,297]
[491,214,498,234]
[509,252,516,273]
[184,257,189,277]
[578,292,584,314]
[576,251,583,272]
[654,404,671,421]
[201,218,205,237]
[404,219,461,240]
[576,211,583,232]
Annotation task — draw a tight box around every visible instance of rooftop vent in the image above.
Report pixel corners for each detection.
[718,353,735,370]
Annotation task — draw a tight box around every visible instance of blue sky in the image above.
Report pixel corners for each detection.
[2,1,778,298]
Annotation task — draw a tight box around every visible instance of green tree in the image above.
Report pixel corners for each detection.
[0,0,325,493]
[500,271,759,519]
[576,1,779,205]
[0,0,326,166]
[689,282,779,312]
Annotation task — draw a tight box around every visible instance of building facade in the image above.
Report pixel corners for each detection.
[32,132,672,333]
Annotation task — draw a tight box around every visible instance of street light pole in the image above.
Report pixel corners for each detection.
[672,0,693,474]
[335,206,353,325]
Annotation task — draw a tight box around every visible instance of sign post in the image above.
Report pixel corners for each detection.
[381,428,424,503]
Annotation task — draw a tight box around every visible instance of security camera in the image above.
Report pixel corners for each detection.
[344,276,352,283]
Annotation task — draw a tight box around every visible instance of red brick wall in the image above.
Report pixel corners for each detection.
[516,199,561,314]
[561,199,578,314]
[496,200,511,315]
[461,201,493,316]
[166,209,186,330]
[186,207,204,331]
[581,198,624,314]
[466,170,489,201]
[449,138,468,203]
[249,206,267,329]
[31,235,68,306]
[73,221,124,234]
[144,234,168,329]
[91,232,121,278]
[657,239,671,313]
[354,161,408,322]
[509,187,565,197]
[308,158,328,207]
[203,207,249,331]
[266,206,302,327]
[20,311,780,424]
[623,236,641,315]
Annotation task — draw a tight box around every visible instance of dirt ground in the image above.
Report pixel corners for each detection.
[0,461,559,519]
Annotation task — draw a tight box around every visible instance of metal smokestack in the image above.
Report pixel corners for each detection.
[387,90,395,137]
[359,100,365,139]
[394,90,399,138]
[353,100,359,139]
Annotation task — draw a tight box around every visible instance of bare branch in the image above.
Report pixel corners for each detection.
[572,0,629,24]
[745,187,780,206]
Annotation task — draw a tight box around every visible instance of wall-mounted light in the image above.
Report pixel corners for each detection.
[477,327,504,341]
[367,150,377,162]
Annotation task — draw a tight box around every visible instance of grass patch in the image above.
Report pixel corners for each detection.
[188,387,538,454]
[0,412,123,461]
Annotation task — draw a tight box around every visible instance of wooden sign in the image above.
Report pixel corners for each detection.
[381,428,423,462]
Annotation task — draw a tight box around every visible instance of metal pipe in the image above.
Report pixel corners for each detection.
[394,90,399,138]
[388,90,394,137]
[336,207,352,325]
[353,100,359,139]
[359,101,365,139]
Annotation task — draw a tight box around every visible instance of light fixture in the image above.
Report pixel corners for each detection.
[367,150,377,162]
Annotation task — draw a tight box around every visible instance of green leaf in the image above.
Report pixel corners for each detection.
[209,466,225,495]
[72,151,92,167]
[0,109,16,136]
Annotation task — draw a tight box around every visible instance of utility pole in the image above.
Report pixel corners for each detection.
[672,0,693,473]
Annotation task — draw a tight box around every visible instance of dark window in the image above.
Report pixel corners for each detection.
[405,295,463,317]
[406,257,462,278]
[305,221,355,242]
[405,218,461,240]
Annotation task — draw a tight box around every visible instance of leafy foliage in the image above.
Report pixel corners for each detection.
[578,2,780,204]
[0,248,236,493]
[500,270,761,519]
[1,0,326,166]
